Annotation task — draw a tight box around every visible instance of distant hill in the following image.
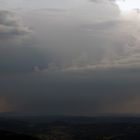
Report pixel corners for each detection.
[0,129,40,140]
[1,113,140,124]
[1,116,140,140]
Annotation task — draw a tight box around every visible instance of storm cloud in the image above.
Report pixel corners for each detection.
[0,0,140,116]
[0,10,46,74]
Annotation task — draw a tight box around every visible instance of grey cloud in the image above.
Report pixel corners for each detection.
[30,15,140,72]
[1,0,140,116]
[22,0,120,70]
[89,0,116,2]
[0,10,47,75]
[0,10,29,38]
[1,68,140,115]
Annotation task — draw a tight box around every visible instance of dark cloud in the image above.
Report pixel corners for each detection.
[0,10,46,74]
[1,67,140,115]
[0,0,140,115]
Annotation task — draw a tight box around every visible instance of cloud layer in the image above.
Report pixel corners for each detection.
[0,10,29,40]
[1,0,140,115]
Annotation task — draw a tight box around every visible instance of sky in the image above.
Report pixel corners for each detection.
[0,0,140,116]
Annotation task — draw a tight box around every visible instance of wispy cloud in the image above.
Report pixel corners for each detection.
[0,10,30,39]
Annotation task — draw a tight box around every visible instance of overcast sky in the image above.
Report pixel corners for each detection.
[0,0,140,116]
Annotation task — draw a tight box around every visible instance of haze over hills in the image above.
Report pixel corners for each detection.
[1,115,140,140]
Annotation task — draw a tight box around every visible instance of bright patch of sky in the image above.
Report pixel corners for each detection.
[116,0,140,12]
